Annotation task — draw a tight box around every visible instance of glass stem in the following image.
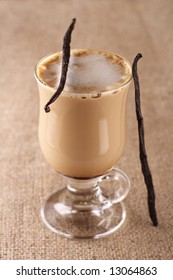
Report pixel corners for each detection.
[65,176,104,207]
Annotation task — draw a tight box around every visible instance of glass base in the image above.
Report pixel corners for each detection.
[41,168,130,239]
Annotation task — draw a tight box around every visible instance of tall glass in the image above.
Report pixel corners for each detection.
[35,49,132,239]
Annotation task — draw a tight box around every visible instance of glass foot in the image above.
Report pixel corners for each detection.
[41,168,130,239]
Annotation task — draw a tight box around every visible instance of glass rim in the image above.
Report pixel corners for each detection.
[34,48,132,98]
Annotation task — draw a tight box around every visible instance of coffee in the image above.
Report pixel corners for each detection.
[35,49,132,178]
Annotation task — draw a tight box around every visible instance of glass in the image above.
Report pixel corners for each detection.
[34,49,132,239]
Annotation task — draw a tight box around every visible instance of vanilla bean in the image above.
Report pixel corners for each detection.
[44,18,76,113]
[132,53,158,226]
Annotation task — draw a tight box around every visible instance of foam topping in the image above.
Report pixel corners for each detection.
[37,49,132,94]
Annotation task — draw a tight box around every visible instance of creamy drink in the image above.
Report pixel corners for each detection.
[35,49,132,178]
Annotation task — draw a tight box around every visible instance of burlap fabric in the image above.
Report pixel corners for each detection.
[0,0,172,260]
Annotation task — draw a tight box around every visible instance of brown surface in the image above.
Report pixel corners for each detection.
[0,0,173,260]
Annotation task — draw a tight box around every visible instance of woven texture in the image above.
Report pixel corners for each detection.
[0,0,173,260]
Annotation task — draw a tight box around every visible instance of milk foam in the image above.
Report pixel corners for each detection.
[38,49,131,93]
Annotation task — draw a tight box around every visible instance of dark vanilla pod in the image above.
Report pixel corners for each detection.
[132,53,158,226]
[44,18,76,113]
